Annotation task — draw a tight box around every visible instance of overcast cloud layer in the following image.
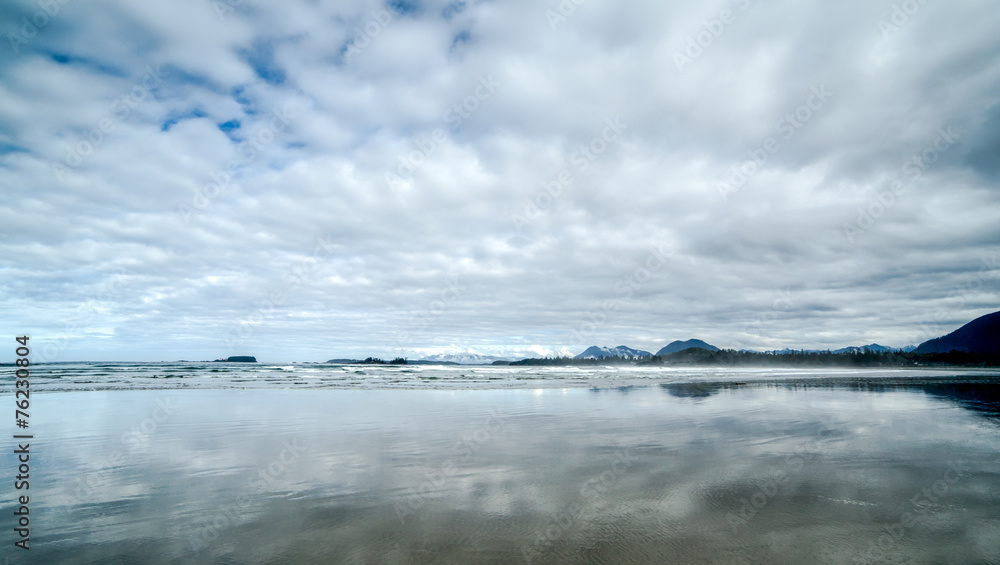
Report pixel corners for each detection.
[1,0,998,362]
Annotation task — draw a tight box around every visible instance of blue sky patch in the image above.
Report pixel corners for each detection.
[160,109,208,132]
[239,39,287,86]
[442,0,467,19]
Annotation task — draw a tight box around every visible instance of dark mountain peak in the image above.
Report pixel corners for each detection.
[915,310,1000,354]
[655,339,720,356]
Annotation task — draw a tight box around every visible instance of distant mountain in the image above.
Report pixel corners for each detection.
[833,343,892,354]
[655,339,719,356]
[915,310,1000,354]
[573,345,652,360]
[418,352,514,364]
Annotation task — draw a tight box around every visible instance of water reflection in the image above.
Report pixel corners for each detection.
[659,381,749,399]
[5,379,999,564]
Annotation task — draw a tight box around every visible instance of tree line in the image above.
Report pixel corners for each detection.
[503,349,1000,367]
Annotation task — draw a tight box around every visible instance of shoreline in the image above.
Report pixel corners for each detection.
[4,365,1000,394]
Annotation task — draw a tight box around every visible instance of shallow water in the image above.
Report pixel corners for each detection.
[4,377,999,564]
[4,361,1000,392]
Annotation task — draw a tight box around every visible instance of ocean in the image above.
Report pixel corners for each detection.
[2,363,999,564]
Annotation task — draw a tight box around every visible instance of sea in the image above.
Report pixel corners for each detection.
[2,362,999,564]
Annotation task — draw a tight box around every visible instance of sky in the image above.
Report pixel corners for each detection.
[1,0,998,362]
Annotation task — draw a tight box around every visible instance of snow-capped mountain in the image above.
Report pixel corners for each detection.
[414,345,576,364]
[834,344,916,354]
[832,343,892,354]
[768,344,915,354]
[417,352,516,364]
[573,345,652,359]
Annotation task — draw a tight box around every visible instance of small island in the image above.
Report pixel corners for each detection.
[325,357,408,365]
[213,356,257,363]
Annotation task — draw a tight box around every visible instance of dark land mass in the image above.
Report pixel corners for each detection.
[323,357,465,365]
[647,347,1000,367]
[655,339,720,356]
[915,310,1000,354]
[510,309,999,367]
[325,358,460,365]
[313,310,999,367]
[508,348,1000,367]
[325,357,408,365]
[213,356,257,363]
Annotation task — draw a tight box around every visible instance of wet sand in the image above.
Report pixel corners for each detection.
[7,374,1000,564]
